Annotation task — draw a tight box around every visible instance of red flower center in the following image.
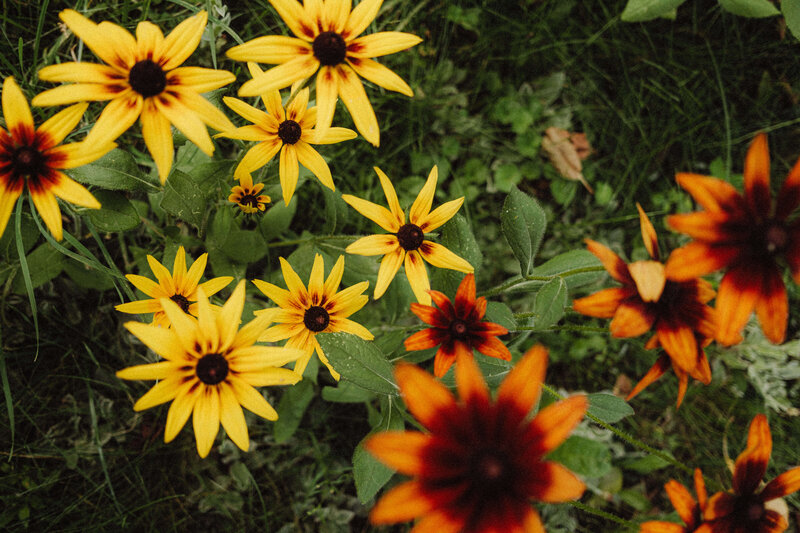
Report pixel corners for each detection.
[12,146,45,177]
[196,353,229,385]
[474,450,507,483]
[312,31,347,66]
[765,223,788,254]
[397,223,424,251]
[278,120,302,145]
[304,305,330,332]
[449,318,469,340]
[747,502,765,522]
[128,59,167,97]
[170,294,191,313]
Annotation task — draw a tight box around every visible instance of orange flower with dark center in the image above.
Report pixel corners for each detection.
[573,204,715,407]
[404,273,511,377]
[366,345,588,532]
[695,415,800,533]
[666,133,800,346]
[640,469,708,533]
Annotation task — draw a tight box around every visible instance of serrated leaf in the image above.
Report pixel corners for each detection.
[532,249,603,289]
[620,0,687,21]
[586,393,634,423]
[719,0,779,17]
[547,436,612,478]
[273,380,314,444]
[353,400,404,503]
[88,190,141,232]
[67,149,158,191]
[317,333,398,396]
[501,186,547,276]
[160,169,207,228]
[783,0,800,38]
[533,277,567,329]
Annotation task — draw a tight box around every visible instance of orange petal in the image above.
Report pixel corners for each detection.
[395,363,456,431]
[760,466,800,501]
[609,299,656,338]
[664,242,740,281]
[754,264,787,345]
[454,273,476,317]
[694,468,708,512]
[743,133,771,217]
[369,480,453,525]
[656,322,700,374]
[410,302,449,328]
[733,414,772,495]
[454,349,489,406]
[584,239,631,283]
[404,328,448,351]
[639,522,686,533]
[636,203,659,260]
[667,211,738,241]
[664,479,697,527]
[364,431,432,475]
[473,336,512,361]
[675,172,745,214]
[715,266,760,346]
[572,287,634,318]
[627,354,670,402]
[496,345,547,422]
[702,491,738,520]
[523,461,586,503]
[526,395,589,456]
[776,153,800,219]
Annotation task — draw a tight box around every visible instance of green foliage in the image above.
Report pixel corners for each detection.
[501,186,547,276]
[317,333,398,396]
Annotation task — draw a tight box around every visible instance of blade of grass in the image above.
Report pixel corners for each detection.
[0,329,14,460]
[14,195,38,359]
[86,377,123,517]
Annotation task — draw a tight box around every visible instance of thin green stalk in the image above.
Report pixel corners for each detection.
[0,328,13,460]
[567,500,638,531]
[14,195,38,359]
[512,325,608,333]
[480,266,605,297]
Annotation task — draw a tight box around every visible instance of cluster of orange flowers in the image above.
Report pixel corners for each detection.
[5,1,800,532]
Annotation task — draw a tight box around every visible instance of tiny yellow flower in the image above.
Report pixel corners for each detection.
[229,173,271,214]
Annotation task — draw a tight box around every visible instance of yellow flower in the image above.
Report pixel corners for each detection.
[217,63,356,205]
[228,173,271,213]
[117,281,304,458]
[226,0,422,147]
[342,165,473,305]
[115,246,233,328]
[32,10,235,183]
[253,254,373,379]
[0,77,114,240]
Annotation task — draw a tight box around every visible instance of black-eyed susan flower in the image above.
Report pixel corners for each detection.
[253,254,372,380]
[32,10,235,183]
[342,165,473,306]
[572,204,715,408]
[404,273,511,378]
[666,133,800,346]
[226,0,422,146]
[366,345,588,532]
[0,77,114,240]
[696,415,800,533]
[117,281,303,458]
[116,246,233,328]
[640,469,708,533]
[217,63,356,205]
[229,172,270,214]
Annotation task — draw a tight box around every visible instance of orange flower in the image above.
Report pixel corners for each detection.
[666,133,800,346]
[366,345,588,532]
[695,415,800,533]
[404,273,511,378]
[572,204,715,407]
[640,469,708,533]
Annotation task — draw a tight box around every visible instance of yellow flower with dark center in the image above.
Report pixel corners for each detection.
[226,0,422,147]
[342,165,473,306]
[217,63,356,205]
[116,281,304,458]
[253,254,373,379]
[229,173,271,214]
[32,10,235,183]
[0,77,114,240]
[116,246,233,328]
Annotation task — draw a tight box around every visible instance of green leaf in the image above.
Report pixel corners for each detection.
[353,399,405,503]
[431,214,483,296]
[620,0,687,21]
[501,186,547,276]
[547,436,612,478]
[67,149,158,191]
[321,381,376,403]
[718,0,779,17]
[63,259,115,291]
[317,333,398,396]
[783,0,800,38]
[485,301,516,331]
[273,380,315,444]
[260,199,296,241]
[160,169,207,228]
[586,393,634,423]
[0,211,37,258]
[532,249,603,289]
[88,190,141,232]
[220,229,268,264]
[619,454,672,474]
[494,163,523,193]
[533,277,567,329]
[11,243,64,293]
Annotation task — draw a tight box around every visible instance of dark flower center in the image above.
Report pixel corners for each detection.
[747,502,764,522]
[449,318,469,340]
[471,449,510,488]
[128,59,167,97]
[312,31,347,66]
[397,223,424,251]
[12,146,45,177]
[170,294,191,313]
[765,223,788,255]
[303,305,330,332]
[240,194,260,208]
[195,353,229,385]
[278,120,302,145]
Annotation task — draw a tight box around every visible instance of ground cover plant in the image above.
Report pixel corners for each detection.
[1,0,800,531]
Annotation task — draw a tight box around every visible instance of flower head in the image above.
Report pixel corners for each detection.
[0,77,113,240]
[33,10,235,183]
[404,273,511,377]
[217,63,356,205]
[115,246,233,328]
[572,204,716,407]
[366,345,588,532]
[343,165,474,305]
[666,133,800,345]
[696,415,800,533]
[226,0,422,146]
[229,172,271,214]
[253,254,373,379]
[116,281,303,458]
[641,469,708,533]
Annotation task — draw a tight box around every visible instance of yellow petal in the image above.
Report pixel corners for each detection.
[229,35,313,64]
[219,383,249,451]
[329,316,373,339]
[323,0,350,33]
[308,126,356,144]
[181,251,206,293]
[279,144,300,205]
[30,188,63,240]
[124,273,165,298]
[313,66,339,142]
[59,10,134,70]
[268,0,317,40]
[96,20,137,69]
[217,280,247,352]
[2,77,34,139]
[240,366,303,387]
[229,376,278,420]
[231,345,304,370]
[123,320,186,361]
[192,385,220,458]
[115,361,174,381]
[197,276,233,298]
[409,165,438,225]
[132,377,182,411]
[373,247,404,299]
[252,279,293,308]
[165,380,202,442]
[295,141,334,190]
[0,184,23,241]
[37,62,120,83]
[31,83,122,107]
[279,256,310,303]
[342,0,381,40]
[418,197,463,232]
[49,172,101,209]
[223,96,273,127]
[237,56,319,97]
[135,20,165,60]
[308,253,326,305]
[404,250,431,305]
[336,65,379,146]
[114,299,161,314]
[140,99,174,183]
[153,92,214,156]
[418,241,474,273]
[628,260,666,303]
[47,142,117,169]
[159,10,207,70]
[345,234,399,256]
[285,86,310,121]
[170,88,234,133]
[216,125,270,142]
[372,166,404,222]
[347,32,422,58]
[37,103,88,148]
[341,194,400,232]
[167,66,235,93]
[235,138,282,179]
[323,255,346,296]
[84,95,143,146]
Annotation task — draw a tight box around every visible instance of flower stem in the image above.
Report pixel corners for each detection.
[480,266,605,297]
[567,500,638,531]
